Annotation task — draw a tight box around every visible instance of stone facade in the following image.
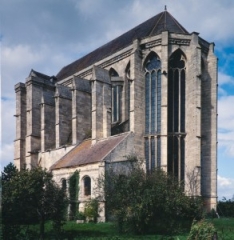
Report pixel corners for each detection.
[14,10,217,220]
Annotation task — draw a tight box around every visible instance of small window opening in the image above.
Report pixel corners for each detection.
[62,178,67,191]
[84,176,91,196]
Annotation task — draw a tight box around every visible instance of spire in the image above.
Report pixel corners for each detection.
[164,8,167,30]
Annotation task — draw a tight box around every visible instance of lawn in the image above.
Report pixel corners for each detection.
[208,218,234,240]
[13,218,234,239]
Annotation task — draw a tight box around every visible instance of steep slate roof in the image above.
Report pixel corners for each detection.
[51,132,131,170]
[56,10,188,81]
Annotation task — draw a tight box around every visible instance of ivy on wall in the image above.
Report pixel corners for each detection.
[68,171,79,220]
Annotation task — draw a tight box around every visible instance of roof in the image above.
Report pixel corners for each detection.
[50,132,131,170]
[56,10,188,81]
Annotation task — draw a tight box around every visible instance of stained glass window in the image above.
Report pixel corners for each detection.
[167,49,186,181]
[144,52,161,171]
[151,138,155,169]
[145,139,149,171]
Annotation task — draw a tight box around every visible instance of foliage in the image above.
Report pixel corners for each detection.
[1,162,18,181]
[2,164,68,240]
[187,219,216,240]
[84,199,99,223]
[217,197,234,218]
[209,218,234,240]
[98,157,203,234]
[76,211,86,220]
[69,170,79,220]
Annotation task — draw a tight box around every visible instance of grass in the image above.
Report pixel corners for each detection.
[208,218,234,240]
[10,218,234,239]
[18,221,188,239]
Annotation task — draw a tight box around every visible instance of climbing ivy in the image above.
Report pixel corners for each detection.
[69,170,79,220]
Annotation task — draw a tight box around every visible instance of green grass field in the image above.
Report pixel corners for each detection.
[12,218,234,239]
[208,218,234,240]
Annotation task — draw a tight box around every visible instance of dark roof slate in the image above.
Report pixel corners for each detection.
[56,11,189,81]
[50,132,131,170]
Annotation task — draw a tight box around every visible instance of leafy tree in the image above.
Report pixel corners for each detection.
[218,197,234,218]
[2,165,68,240]
[1,162,18,181]
[98,157,203,234]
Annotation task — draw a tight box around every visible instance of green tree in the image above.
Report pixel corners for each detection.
[1,162,18,181]
[2,165,68,240]
[99,157,203,234]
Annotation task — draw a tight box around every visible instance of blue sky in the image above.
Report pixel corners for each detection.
[1,0,234,200]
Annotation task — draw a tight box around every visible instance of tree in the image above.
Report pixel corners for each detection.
[2,165,68,240]
[1,162,18,181]
[97,157,203,234]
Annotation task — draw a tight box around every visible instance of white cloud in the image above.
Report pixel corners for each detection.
[0,98,15,170]
[218,72,234,86]
[218,175,234,200]
[218,96,234,131]
[1,44,73,99]
[218,95,234,157]
[1,143,14,169]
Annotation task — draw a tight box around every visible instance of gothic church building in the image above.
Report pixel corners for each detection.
[14,10,217,220]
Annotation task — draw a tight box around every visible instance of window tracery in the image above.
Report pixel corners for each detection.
[110,68,121,123]
[144,52,161,172]
[167,49,186,181]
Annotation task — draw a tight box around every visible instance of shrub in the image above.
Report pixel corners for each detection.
[217,197,234,218]
[187,219,216,240]
[76,211,85,220]
[97,158,203,234]
[84,199,99,223]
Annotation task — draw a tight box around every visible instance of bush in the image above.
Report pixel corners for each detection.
[84,199,99,223]
[76,211,85,220]
[187,219,216,240]
[217,197,234,218]
[98,157,203,234]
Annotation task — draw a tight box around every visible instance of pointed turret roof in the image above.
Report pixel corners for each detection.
[56,10,188,81]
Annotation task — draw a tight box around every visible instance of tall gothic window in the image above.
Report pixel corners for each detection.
[110,68,121,123]
[144,52,161,172]
[167,49,186,181]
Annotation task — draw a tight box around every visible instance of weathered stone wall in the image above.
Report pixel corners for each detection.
[201,43,218,210]
[41,91,55,152]
[40,145,75,170]
[14,83,26,169]
[91,66,111,144]
[71,77,91,145]
[25,77,43,168]
[55,85,72,148]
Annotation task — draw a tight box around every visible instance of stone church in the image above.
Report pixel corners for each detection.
[14,9,217,220]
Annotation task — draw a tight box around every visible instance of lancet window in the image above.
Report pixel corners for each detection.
[84,176,91,196]
[110,68,121,123]
[144,52,161,172]
[167,49,186,181]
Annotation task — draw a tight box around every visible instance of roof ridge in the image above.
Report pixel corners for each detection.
[167,11,188,34]
[149,12,164,37]
[56,11,189,80]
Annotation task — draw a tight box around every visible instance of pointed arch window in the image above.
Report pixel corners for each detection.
[167,49,186,181]
[84,176,91,196]
[144,53,161,172]
[145,54,161,134]
[110,68,121,123]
